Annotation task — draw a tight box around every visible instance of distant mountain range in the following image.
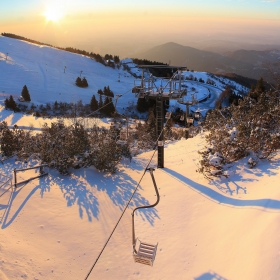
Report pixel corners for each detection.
[131,42,280,83]
[185,40,280,54]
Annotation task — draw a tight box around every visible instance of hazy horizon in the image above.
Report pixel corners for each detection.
[1,0,280,57]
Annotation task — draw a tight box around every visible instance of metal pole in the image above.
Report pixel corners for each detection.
[132,168,160,252]
[126,116,129,140]
[185,104,189,139]
[156,96,164,168]
[14,168,17,187]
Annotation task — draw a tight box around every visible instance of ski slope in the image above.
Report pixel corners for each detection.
[2,35,278,280]
[0,129,280,280]
[0,35,248,118]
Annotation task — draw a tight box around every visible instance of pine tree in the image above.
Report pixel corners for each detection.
[103,97,115,116]
[248,77,266,101]
[98,94,103,111]
[4,95,18,111]
[4,98,10,109]
[90,95,98,111]
[9,95,17,110]
[21,85,31,101]
[82,77,88,87]
[75,77,82,87]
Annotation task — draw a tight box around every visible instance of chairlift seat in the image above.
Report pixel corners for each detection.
[133,240,158,266]
[116,140,127,145]
[165,112,171,119]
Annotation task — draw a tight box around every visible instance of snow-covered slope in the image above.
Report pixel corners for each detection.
[0,35,248,118]
[0,128,280,280]
[0,36,136,113]
[0,35,279,280]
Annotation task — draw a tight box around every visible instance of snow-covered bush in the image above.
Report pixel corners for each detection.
[198,90,280,177]
[6,121,128,174]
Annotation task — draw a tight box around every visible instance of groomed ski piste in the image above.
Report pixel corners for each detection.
[1,35,280,280]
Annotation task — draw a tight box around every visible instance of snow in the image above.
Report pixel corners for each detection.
[1,36,279,280]
[1,133,280,280]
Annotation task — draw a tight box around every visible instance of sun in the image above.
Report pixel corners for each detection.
[44,7,64,22]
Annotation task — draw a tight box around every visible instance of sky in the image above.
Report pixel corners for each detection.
[1,0,280,57]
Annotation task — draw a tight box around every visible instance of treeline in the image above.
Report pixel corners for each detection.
[1,33,120,69]
[215,73,270,90]
[214,77,267,109]
[90,94,115,116]
[97,86,114,97]
[1,33,53,47]
[132,58,173,77]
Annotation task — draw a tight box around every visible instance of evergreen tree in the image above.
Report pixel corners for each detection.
[4,98,10,109]
[90,95,98,111]
[113,55,120,63]
[21,85,31,101]
[75,77,82,87]
[103,97,115,116]
[82,77,88,87]
[5,95,18,111]
[98,94,103,111]
[248,77,266,101]
[256,77,265,93]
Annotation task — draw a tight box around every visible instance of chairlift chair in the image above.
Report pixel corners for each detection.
[187,117,194,124]
[165,112,171,119]
[132,168,160,266]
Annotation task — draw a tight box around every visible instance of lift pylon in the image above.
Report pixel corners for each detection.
[132,65,187,168]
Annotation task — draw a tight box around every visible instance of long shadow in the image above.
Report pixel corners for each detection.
[1,184,39,229]
[0,160,159,228]
[10,112,23,125]
[194,271,228,280]
[48,172,99,222]
[0,109,14,121]
[163,168,280,210]
[68,167,159,225]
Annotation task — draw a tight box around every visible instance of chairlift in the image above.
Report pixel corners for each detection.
[187,117,194,124]
[116,140,127,146]
[132,168,159,266]
[165,112,171,119]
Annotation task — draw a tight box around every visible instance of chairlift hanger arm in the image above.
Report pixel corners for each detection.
[132,168,160,253]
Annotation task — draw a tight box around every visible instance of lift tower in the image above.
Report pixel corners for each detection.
[132,65,187,168]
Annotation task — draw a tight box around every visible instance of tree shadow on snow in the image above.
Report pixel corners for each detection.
[68,167,159,225]
[0,161,159,228]
[163,168,280,211]
[42,167,158,225]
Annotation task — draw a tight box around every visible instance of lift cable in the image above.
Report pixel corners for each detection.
[84,100,179,280]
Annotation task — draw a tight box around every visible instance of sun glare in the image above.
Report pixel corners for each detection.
[44,7,64,22]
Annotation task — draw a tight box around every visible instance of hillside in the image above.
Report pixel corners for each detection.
[0,33,280,280]
[0,35,251,119]
[132,42,276,83]
[0,35,136,112]
[0,121,280,279]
